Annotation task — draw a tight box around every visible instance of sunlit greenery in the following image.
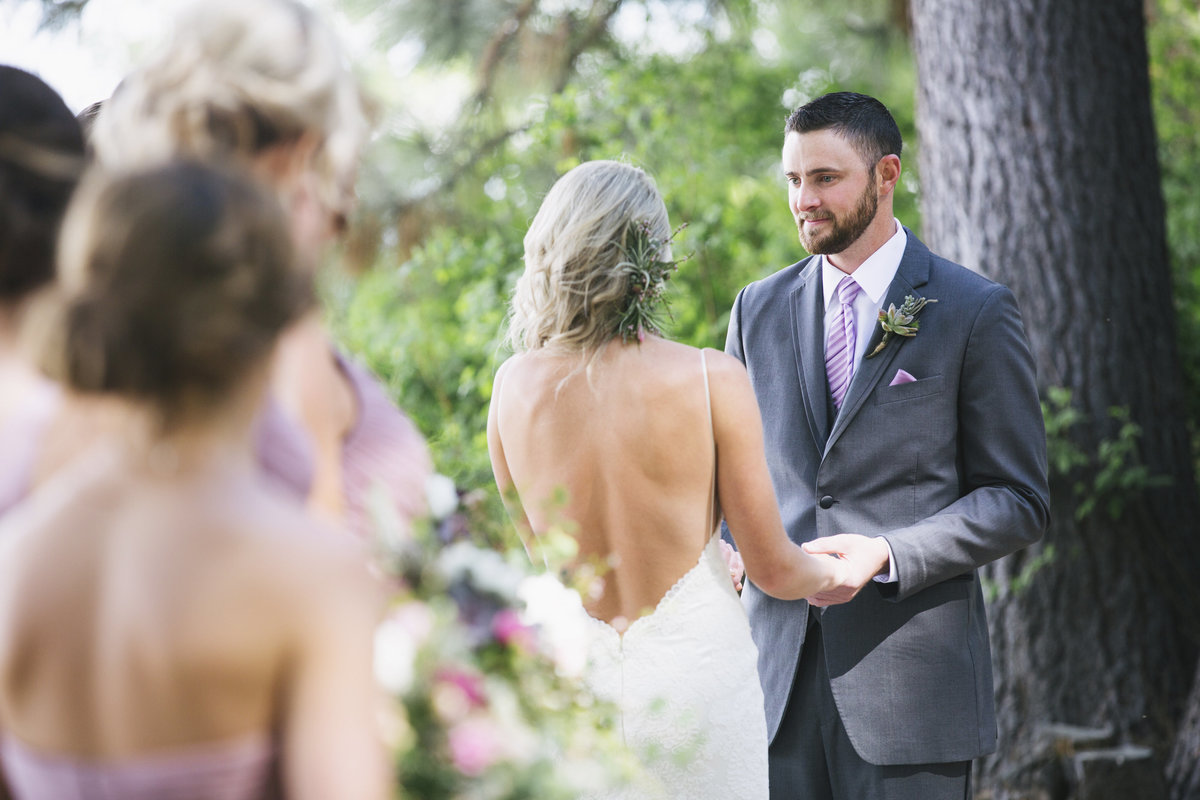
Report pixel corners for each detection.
[1149,0,1200,439]
[36,0,1198,492]
[326,0,919,498]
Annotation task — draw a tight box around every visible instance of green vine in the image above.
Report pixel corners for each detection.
[1041,387,1172,522]
[988,388,1171,601]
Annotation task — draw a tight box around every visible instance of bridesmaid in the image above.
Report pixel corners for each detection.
[0,161,387,800]
[90,0,433,538]
[0,67,83,516]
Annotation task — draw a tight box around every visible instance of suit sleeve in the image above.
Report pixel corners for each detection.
[881,285,1050,601]
[725,287,747,365]
[720,287,749,548]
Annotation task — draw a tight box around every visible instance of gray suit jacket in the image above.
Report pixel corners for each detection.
[725,230,1049,766]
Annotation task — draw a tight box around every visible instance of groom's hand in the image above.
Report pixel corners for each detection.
[801,534,890,606]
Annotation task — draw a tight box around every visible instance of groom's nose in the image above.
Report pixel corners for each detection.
[794,183,820,215]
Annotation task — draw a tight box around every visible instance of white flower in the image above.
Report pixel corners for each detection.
[425,473,460,521]
[437,542,525,600]
[373,602,437,696]
[483,679,538,764]
[519,573,591,678]
[374,616,419,695]
[366,481,407,551]
[393,601,436,643]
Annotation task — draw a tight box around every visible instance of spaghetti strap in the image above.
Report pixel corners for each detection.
[700,349,717,539]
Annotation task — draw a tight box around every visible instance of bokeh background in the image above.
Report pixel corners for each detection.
[6,1,1200,797]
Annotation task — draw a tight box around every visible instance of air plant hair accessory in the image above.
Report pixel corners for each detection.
[866,294,938,358]
[615,220,689,344]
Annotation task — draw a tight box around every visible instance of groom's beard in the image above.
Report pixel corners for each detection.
[797,176,879,256]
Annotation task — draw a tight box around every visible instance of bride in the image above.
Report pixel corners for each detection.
[487,160,847,798]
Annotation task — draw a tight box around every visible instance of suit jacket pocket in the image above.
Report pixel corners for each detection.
[875,374,944,405]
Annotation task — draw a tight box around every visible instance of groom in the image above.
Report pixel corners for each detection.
[725,91,1050,798]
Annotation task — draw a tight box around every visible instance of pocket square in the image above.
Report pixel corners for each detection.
[889,369,917,387]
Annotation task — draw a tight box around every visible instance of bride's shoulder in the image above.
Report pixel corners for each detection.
[492,351,552,386]
[695,349,758,422]
[492,352,534,384]
[489,352,575,406]
[697,347,750,381]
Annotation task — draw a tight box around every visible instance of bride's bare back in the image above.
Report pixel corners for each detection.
[491,160,843,625]
[490,338,720,624]
[489,336,843,625]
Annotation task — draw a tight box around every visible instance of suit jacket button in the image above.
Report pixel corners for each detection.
[819,495,834,509]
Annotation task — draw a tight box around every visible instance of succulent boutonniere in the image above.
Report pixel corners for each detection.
[865,294,938,358]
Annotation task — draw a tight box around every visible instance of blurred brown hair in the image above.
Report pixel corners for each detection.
[42,161,313,430]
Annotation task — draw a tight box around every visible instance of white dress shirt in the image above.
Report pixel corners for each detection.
[820,219,907,368]
[818,219,906,584]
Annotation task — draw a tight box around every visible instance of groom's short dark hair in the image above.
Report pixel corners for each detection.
[785,92,903,171]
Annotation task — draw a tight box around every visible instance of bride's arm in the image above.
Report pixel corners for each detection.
[705,350,846,600]
[486,359,536,555]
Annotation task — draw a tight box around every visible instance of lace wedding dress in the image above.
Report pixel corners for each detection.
[578,352,769,800]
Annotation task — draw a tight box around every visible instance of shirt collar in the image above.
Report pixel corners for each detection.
[821,219,907,310]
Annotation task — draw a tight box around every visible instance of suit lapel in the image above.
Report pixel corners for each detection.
[825,231,932,456]
[788,258,831,450]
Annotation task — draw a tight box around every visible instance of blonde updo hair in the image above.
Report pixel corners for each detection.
[91,0,368,220]
[508,160,670,354]
[40,161,312,431]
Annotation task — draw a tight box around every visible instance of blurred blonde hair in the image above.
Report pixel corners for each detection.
[91,0,368,219]
[508,160,670,355]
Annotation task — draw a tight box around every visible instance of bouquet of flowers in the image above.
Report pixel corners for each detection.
[370,477,638,799]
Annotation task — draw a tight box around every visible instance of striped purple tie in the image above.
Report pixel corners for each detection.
[826,275,861,410]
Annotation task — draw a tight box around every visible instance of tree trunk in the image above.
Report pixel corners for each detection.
[909,1,1200,797]
[1168,659,1200,799]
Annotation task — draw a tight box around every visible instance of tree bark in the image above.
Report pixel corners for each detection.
[909,1,1200,797]
[1168,660,1200,799]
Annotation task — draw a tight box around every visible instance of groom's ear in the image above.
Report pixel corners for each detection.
[876,153,901,197]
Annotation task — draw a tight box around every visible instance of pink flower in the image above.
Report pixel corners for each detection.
[492,609,535,651]
[392,602,435,643]
[435,666,486,707]
[447,717,503,776]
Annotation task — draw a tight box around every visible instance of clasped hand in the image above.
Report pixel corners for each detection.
[718,539,745,593]
[801,534,890,607]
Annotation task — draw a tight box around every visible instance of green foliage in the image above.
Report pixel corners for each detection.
[1010,544,1057,595]
[342,0,518,64]
[991,387,1172,601]
[30,0,88,30]
[331,0,1195,526]
[1041,386,1090,478]
[1149,0,1200,444]
[1080,406,1174,521]
[323,227,517,488]
[984,543,1058,603]
[1040,387,1172,523]
[328,2,922,494]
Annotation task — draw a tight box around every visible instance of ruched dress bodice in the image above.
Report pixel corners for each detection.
[0,734,279,800]
[332,350,432,540]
